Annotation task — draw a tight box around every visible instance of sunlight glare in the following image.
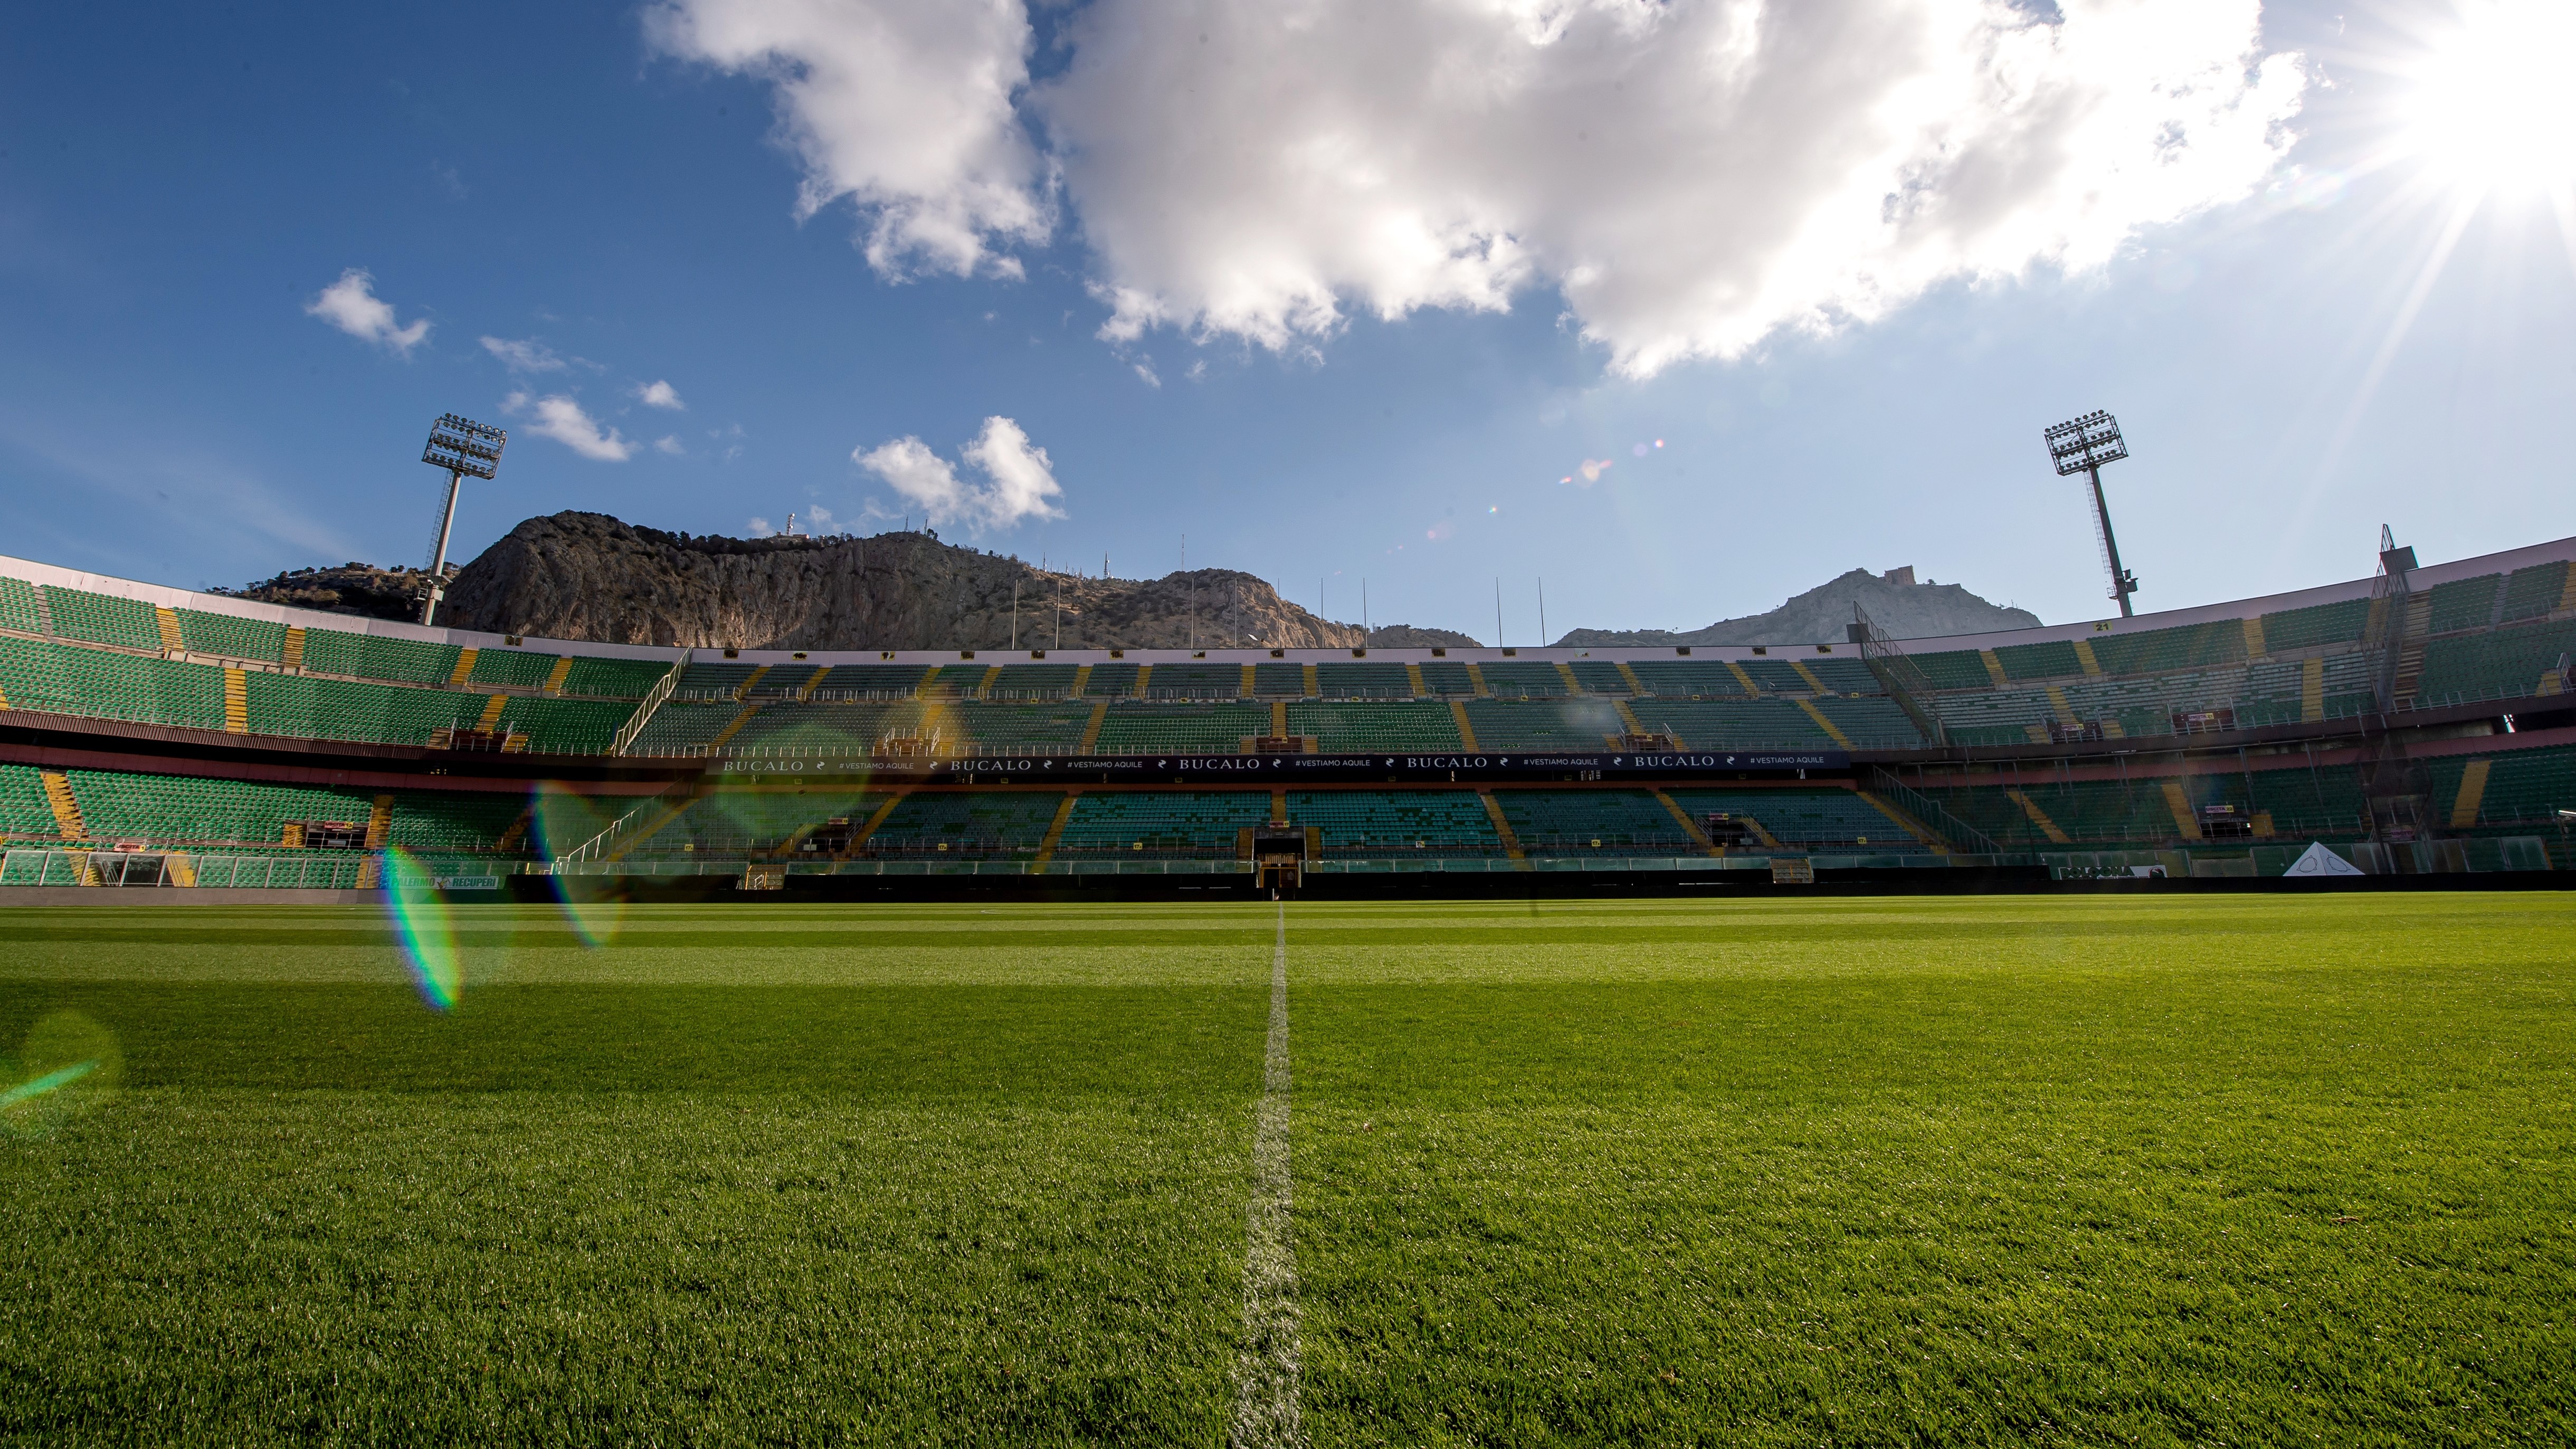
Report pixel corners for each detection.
[2399,1,2576,197]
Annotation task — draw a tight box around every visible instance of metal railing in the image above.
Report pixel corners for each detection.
[613,650,689,756]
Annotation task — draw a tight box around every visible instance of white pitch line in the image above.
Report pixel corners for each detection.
[1230,903,1304,1449]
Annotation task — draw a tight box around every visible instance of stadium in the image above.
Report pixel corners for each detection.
[12,0,2576,1440]
[8,521,2573,1442]
[5,526,2572,895]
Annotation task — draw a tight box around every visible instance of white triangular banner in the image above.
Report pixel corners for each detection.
[2284,841,2365,877]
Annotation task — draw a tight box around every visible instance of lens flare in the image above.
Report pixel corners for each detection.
[535,780,630,947]
[0,1059,94,1108]
[383,845,462,1009]
[1,1012,120,1139]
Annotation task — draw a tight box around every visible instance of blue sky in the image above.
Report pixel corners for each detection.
[3,0,2571,643]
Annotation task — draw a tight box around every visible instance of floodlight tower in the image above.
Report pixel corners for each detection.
[417,413,507,626]
[2045,409,2140,618]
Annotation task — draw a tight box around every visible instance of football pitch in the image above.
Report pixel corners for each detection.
[2,894,2571,1444]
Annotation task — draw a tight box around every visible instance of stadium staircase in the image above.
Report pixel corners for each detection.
[1650,788,1724,855]
[1792,699,1852,747]
[2448,759,2492,829]
[1449,701,1479,750]
[2004,788,2074,844]
[39,771,85,840]
[1474,789,1531,870]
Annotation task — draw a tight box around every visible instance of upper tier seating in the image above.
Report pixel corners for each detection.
[558,655,677,699]
[0,635,225,730]
[1143,663,1244,699]
[1478,662,1572,698]
[299,628,462,687]
[2088,621,2250,676]
[1621,698,1842,749]
[677,662,764,697]
[466,647,562,689]
[812,663,936,696]
[1805,657,1879,693]
[1461,699,1629,749]
[1415,661,1476,697]
[1313,662,1415,699]
[2258,597,2371,651]
[175,608,287,664]
[0,577,45,635]
[1622,661,1751,698]
[2424,573,2504,635]
[42,586,162,651]
[1092,703,1270,753]
[2411,618,2576,705]
[2498,562,2569,624]
[1993,640,2081,681]
[1904,650,1997,691]
[1084,663,1142,697]
[1250,663,1307,698]
[1287,701,1462,752]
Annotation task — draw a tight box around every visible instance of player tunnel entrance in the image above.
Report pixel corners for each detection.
[1241,824,1318,890]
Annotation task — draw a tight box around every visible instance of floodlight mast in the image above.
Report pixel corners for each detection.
[2045,410,2138,618]
[417,414,506,626]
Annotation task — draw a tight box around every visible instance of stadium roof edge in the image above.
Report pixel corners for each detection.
[7,531,2572,669]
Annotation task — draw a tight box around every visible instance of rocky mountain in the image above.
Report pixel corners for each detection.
[217,563,440,622]
[424,511,1417,652]
[1555,566,2039,647]
[227,519,2030,653]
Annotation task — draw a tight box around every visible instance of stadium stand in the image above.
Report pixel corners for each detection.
[41,586,163,651]
[1093,703,1270,753]
[1496,789,1693,853]
[1287,789,1501,858]
[0,764,63,843]
[1054,792,1272,859]
[175,608,287,664]
[1313,662,1415,699]
[1286,700,1462,751]
[866,792,1066,858]
[12,533,2576,888]
[558,655,676,699]
[466,647,562,689]
[298,627,462,687]
[1664,788,1926,852]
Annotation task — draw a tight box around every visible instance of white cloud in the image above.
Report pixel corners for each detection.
[304,269,430,355]
[505,391,634,462]
[748,516,776,536]
[1131,358,1160,388]
[635,379,686,410]
[1045,0,2306,376]
[646,0,1048,279]
[853,415,1063,531]
[481,336,566,372]
[654,434,687,455]
[667,0,2303,377]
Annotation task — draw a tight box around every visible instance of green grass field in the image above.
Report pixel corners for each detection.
[2,895,2572,1444]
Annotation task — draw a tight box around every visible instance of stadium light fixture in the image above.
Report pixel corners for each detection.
[418,413,506,626]
[2044,410,2140,618]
